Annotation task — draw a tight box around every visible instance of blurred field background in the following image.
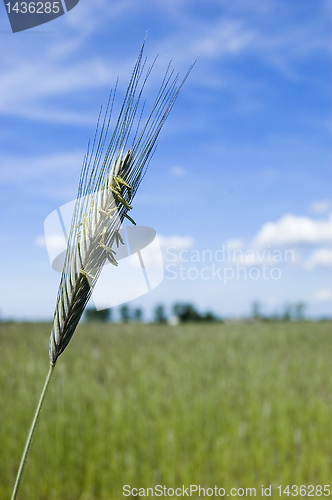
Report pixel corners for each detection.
[1,321,332,499]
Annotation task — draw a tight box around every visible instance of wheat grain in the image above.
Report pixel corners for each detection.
[49,44,194,365]
[10,43,194,500]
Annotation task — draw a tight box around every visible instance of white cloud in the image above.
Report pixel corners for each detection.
[0,0,329,126]
[61,0,137,32]
[192,20,255,58]
[35,235,46,247]
[158,234,194,250]
[226,238,245,249]
[155,2,331,86]
[0,151,84,182]
[169,166,187,177]
[0,1,156,125]
[217,245,298,268]
[310,200,331,214]
[253,213,332,247]
[0,57,116,123]
[305,248,332,270]
[35,234,64,251]
[313,289,332,302]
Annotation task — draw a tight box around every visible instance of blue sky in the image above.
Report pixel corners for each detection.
[0,0,331,320]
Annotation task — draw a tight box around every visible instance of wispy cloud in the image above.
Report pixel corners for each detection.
[191,19,255,58]
[169,166,187,177]
[310,200,331,214]
[1,0,329,125]
[158,234,195,250]
[0,56,118,123]
[313,288,332,302]
[0,151,84,183]
[226,239,246,249]
[305,248,332,270]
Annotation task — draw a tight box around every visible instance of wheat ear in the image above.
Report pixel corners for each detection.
[10,44,194,500]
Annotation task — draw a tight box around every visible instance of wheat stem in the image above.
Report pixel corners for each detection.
[10,363,55,500]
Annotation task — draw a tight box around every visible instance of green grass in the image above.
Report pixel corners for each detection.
[1,321,332,499]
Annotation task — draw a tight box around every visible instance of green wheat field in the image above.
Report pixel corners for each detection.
[1,321,332,499]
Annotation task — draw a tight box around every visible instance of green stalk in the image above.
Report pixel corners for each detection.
[11,363,55,500]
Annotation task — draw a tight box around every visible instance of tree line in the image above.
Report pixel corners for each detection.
[84,303,220,324]
[251,300,306,321]
[85,300,309,324]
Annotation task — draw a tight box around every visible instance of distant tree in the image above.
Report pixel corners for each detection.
[268,311,281,321]
[173,303,201,322]
[154,304,167,323]
[281,302,306,321]
[133,308,143,322]
[202,311,218,322]
[120,305,131,323]
[85,307,111,322]
[251,300,262,320]
[294,302,306,320]
[282,303,292,321]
